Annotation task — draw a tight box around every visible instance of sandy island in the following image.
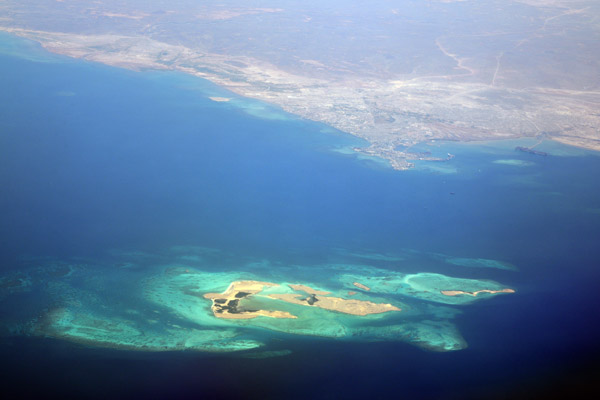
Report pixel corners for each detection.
[208,96,231,102]
[204,281,400,319]
[353,282,371,291]
[441,288,515,297]
[268,284,400,316]
[204,280,297,319]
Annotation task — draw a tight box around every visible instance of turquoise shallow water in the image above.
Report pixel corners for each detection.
[1,32,600,398]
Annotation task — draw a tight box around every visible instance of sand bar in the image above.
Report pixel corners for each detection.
[441,288,515,297]
[353,282,371,291]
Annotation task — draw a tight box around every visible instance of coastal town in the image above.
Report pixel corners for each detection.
[1,0,598,169]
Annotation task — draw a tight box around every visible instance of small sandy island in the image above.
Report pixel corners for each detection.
[208,96,231,102]
[204,280,297,319]
[353,282,371,291]
[268,284,400,316]
[441,288,515,297]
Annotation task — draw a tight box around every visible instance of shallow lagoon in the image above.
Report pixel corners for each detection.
[3,249,515,353]
[1,33,600,398]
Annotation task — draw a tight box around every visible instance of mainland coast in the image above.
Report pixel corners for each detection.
[2,20,599,170]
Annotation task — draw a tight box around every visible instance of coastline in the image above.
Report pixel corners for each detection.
[2,27,599,170]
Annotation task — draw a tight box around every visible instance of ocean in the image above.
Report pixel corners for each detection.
[1,32,599,399]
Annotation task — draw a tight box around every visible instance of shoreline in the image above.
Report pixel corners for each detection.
[2,28,599,170]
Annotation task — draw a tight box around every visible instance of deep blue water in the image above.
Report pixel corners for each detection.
[1,33,600,399]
